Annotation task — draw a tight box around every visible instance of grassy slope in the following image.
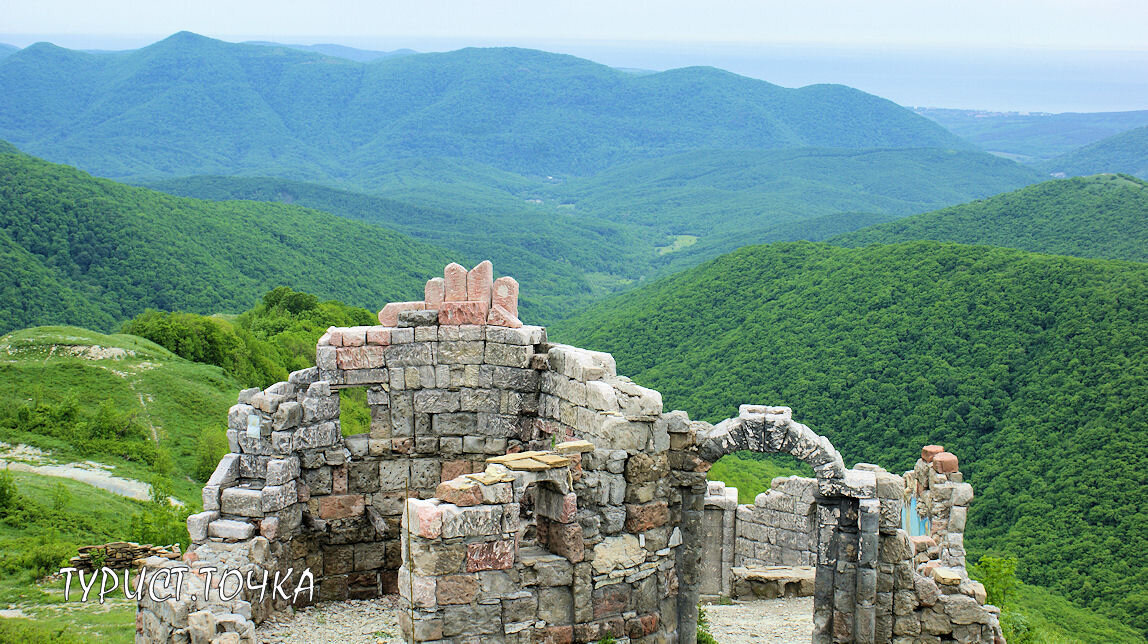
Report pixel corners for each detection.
[0,32,970,182]
[1038,127,1148,179]
[0,471,140,644]
[830,174,1148,262]
[0,149,455,334]
[0,325,239,495]
[552,241,1148,633]
[0,326,242,641]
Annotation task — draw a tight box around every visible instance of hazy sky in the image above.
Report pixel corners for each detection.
[3,0,1146,111]
[4,0,1147,50]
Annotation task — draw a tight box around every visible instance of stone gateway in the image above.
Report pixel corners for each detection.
[135,263,1004,644]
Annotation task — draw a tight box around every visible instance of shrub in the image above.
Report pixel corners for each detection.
[194,425,230,481]
[970,554,1021,610]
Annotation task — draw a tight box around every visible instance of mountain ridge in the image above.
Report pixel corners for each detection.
[1038,126,1148,178]
[0,31,973,181]
[829,174,1148,261]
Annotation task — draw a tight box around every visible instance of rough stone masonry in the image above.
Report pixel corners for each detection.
[136,262,1004,644]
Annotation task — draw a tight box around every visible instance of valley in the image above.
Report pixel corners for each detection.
[0,29,1145,644]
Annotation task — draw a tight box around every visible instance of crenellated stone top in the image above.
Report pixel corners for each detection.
[378,261,522,328]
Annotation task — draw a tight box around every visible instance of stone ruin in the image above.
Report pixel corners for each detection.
[135,261,1005,644]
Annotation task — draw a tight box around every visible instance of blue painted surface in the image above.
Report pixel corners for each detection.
[903,497,931,537]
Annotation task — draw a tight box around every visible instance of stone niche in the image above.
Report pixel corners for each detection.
[136,262,1005,644]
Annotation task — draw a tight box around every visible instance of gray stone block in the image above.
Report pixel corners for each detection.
[438,341,485,364]
[413,389,461,413]
[385,342,434,366]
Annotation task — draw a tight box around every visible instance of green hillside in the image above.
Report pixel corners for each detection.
[144,172,657,316]
[830,174,1148,261]
[916,108,1148,160]
[0,325,240,496]
[0,32,970,182]
[0,325,245,642]
[542,147,1042,269]
[146,147,1042,308]
[0,148,455,334]
[1039,127,1148,179]
[552,241,1148,635]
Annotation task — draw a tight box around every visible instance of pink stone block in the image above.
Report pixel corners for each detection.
[444,263,468,302]
[466,260,494,305]
[492,276,519,318]
[933,452,959,473]
[466,539,515,572]
[366,327,391,346]
[378,301,426,327]
[438,301,490,326]
[318,494,365,520]
[406,499,442,539]
[340,327,366,347]
[921,445,945,462]
[333,465,348,494]
[435,479,483,507]
[545,521,584,563]
[336,346,386,370]
[326,328,343,347]
[487,303,522,328]
[425,277,446,308]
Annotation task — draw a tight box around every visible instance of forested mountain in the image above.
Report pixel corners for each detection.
[915,107,1148,161]
[0,44,16,59]
[0,148,455,333]
[147,147,1042,297]
[541,147,1042,269]
[0,31,970,181]
[1039,126,1148,179]
[830,174,1148,261]
[552,241,1148,634]
[145,173,656,316]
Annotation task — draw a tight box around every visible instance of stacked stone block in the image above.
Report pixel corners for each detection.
[700,480,738,598]
[400,444,678,644]
[734,476,818,570]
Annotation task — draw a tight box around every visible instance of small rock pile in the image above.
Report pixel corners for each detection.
[69,541,181,571]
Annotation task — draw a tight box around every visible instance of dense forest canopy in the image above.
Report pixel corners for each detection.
[553,241,1148,634]
[831,174,1148,262]
[0,148,453,333]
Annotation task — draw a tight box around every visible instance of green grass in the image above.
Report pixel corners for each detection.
[706,452,810,504]
[1002,583,1147,644]
[655,235,699,255]
[0,325,241,497]
[0,471,155,643]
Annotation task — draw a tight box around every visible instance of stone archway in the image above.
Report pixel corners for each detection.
[676,405,885,644]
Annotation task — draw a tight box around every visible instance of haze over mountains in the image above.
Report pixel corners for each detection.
[0,31,969,181]
[1,29,1147,642]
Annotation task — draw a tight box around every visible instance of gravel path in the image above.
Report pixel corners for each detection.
[255,595,812,644]
[704,597,814,644]
[257,596,403,644]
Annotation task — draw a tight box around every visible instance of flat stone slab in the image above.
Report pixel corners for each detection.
[730,566,816,599]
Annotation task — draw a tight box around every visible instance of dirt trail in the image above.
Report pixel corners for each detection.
[0,442,181,505]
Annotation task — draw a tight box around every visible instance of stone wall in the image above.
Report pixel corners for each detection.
[735,475,818,569]
[136,262,1005,644]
